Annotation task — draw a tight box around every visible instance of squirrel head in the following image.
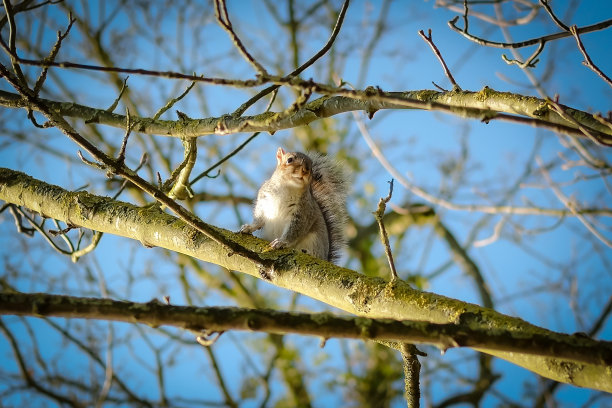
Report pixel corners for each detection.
[275,147,312,189]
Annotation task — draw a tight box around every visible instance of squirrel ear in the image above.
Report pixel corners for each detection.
[276,147,285,162]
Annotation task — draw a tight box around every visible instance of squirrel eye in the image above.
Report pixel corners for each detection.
[286,157,293,164]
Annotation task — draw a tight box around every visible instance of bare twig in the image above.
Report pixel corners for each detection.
[502,40,544,68]
[569,25,612,88]
[70,231,103,263]
[0,59,270,271]
[448,16,612,49]
[1,0,27,85]
[538,1,612,87]
[112,153,148,200]
[401,343,422,408]
[167,137,197,200]
[152,81,196,120]
[418,29,461,91]
[214,0,268,76]
[537,157,612,248]
[12,206,73,256]
[232,0,350,116]
[373,179,399,282]
[33,13,76,96]
[439,0,539,27]
[462,0,469,33]
[473,215,508,247]
[589,295,612,337]
[202,345,237,408]
[190,132,260,187]
[547,98,612,148]
[539,0,570,31]
[7,205,35,236]
[117,108,132,166]
[354,110,612,218]
[106,76,129,113]
[0,320,80,407]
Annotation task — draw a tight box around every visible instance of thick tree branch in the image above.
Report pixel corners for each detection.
[1,168,611,392]
[0,87,609,142]
[0,292,611,369]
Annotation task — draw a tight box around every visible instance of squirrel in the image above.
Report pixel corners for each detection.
[239,147,349,263]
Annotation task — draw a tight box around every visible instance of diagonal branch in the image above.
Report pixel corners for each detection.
[1,167,612,392]
[448,15,612,49]
[232,0,351,117]
[0,61,271,273]
[569,25,612,88]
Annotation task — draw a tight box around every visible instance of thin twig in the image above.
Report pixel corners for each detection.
[0,61,271,271]
[502,40,544,68]
[418,29,461,90]
[232,0,351,117]
[106,76,129,113]
[167,137,197,200]
[448,16,612,49]
[539,0,570,31]
[152,81,196,120]
[373,179,399,281]
[473,215,508,247]
[12,206,72,256]
[462,0,469,33]
[214,0,268,76]
[116,108,132,166]
[539,1,612,87]
[113,153,148,199]
[537,157,612,248]
[353,110,612,218]
[589,295,612,336]
[401,343,422,408]
[70,231,103,263]
[7,205,35,236]
[34,14,76,96]
[1,0,27,85]
[190,132,260,186]
[0,320,80,407]
[569,25,612,88]
[547,98,612,148]
[440,0,539,27]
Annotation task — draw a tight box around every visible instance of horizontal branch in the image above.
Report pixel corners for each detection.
[1,168,611,392]
[0,87,609,143]
[448,16,612,49]
[1,292,611,368]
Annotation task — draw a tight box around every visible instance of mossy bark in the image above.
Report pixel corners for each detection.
[1,167,611,392]
[1,87,609,141]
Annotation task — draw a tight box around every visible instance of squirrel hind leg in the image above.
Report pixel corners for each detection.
[295,231,329,260]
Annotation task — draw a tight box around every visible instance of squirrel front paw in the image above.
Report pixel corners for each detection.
[269,238,288,250]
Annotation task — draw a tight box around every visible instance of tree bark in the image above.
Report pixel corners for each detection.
[1,167,611,392]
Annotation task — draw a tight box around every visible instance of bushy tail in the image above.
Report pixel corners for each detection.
[310,153,349,263]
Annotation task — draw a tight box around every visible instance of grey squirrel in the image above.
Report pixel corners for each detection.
[239,147,349,262]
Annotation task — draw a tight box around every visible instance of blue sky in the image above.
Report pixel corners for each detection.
[1,0,611,406]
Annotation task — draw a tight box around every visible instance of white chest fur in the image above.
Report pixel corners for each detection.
[256,189,300,240]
